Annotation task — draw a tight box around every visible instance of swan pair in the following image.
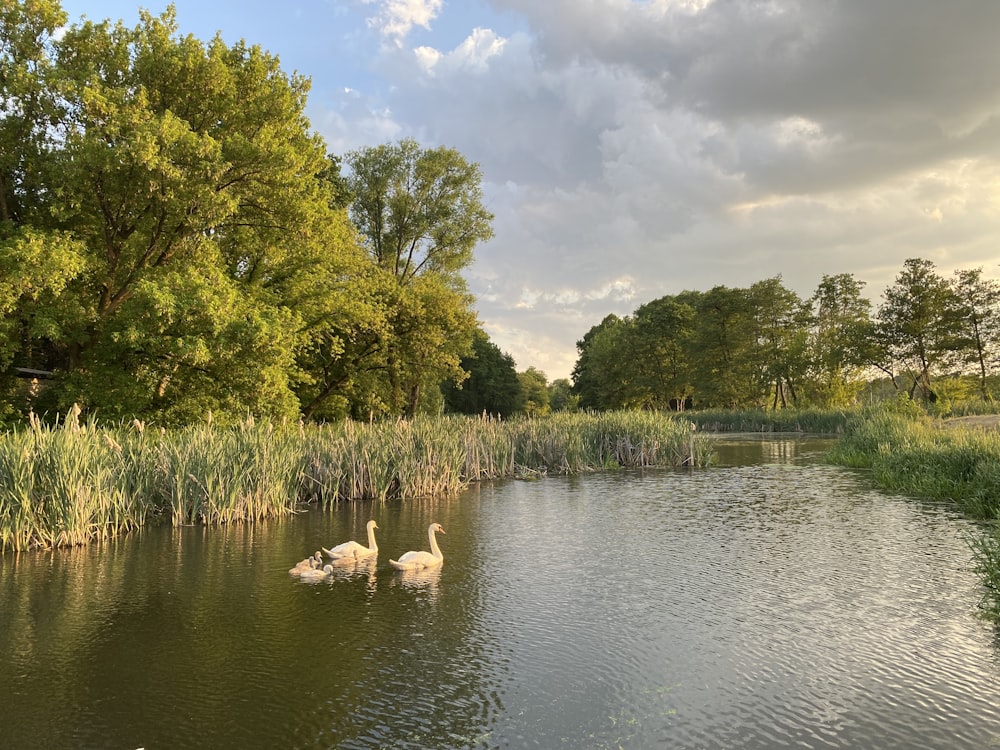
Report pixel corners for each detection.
[312,520,446,573]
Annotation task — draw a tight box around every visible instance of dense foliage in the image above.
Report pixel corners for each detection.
[442,329,523,417]
[0,1,493,425]
[572,264,1000,412]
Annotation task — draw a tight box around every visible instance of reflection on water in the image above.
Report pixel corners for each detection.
[2,435,1000,748]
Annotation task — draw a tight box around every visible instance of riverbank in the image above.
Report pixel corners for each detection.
[942,414,1000,431]
[828,406,1000,619]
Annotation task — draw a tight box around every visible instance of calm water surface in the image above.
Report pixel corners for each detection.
[3,435,1000,749]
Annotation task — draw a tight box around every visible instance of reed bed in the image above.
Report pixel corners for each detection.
[0,410,711,552]
[688,407,851,434]
[0,410,148,552]
[827,404,1000,619]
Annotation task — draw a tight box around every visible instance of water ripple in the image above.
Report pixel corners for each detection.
[4,442,1000,749]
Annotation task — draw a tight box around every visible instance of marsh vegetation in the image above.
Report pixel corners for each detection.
[0,409,713,553]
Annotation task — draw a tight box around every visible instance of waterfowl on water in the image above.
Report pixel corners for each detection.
[323,520,379,562]
[288,551,323,576]
[389,523,445,571]
[298,564,334,580]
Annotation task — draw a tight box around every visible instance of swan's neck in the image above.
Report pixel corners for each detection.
[367,523,378,551]
[428,527,443,560]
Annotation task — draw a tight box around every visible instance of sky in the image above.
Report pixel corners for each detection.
[57,0,1000,381]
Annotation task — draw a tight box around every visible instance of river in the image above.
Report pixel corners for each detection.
[2,435,999,748]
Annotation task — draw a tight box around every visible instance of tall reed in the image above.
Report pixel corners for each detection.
[688,407,851,434]
[1,410,712,552]
[0,409,149,551]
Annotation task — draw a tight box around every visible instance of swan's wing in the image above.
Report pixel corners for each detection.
[327,553,364,566]
[324,540,365,559]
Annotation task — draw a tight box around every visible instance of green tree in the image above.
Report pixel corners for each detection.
[0,0,84,417]
[572,314,632,410]
[442,329,522,417]
[631,294,695,409]
[748,277,811,409]
[687,286,761,408]
[3,4,362,423]
[547,378,578,412]
[517,366,549,416]
[293,254,389,421]
[948,267,1000,401]
[876,258,957,402]
[0,0,65,225]
[806,273,873,406]
[344,139,493,416]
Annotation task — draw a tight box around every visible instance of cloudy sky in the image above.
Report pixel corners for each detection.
[59,0,1000,380]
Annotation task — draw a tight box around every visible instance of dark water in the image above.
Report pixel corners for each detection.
[3,436,1000,749]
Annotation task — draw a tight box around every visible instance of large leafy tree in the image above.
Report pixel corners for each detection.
[572,314,632,410]
[0,0,67,226]
[687,286,761,408]
[0,0,85,405]
[2,4,362,423]
[748,277,811,409]
[948,267,1000,401]
[629,295,695,410]
[293,253,389,421]
[807,273,873,406]
[876,258,957,402]
[442,329,522,417]
[344,139,493,416]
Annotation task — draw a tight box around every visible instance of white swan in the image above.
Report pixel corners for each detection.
[323,520,379,562]
[288,551,323,576]
[390,523,445,571]
[298,564,334,580]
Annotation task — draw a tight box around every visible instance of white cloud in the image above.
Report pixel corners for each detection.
[366,0,443,45]
[419,27,507,75]
[414,27,506,75]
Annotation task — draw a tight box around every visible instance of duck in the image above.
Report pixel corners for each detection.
[389,523,445,571]
[298,564,334,580]
[323,520,379,562]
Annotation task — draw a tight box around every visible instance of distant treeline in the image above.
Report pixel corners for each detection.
[571,259,1000,413]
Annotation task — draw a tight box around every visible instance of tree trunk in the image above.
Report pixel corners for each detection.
[0,171,10,223]
[405,382,420,417]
